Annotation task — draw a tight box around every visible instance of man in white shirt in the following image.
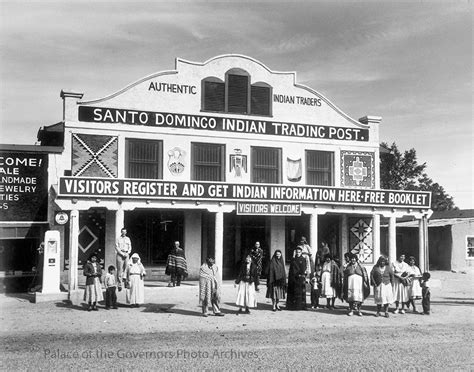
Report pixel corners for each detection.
[115,228,132,289]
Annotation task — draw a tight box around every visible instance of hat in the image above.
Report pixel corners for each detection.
[131,253,140,259]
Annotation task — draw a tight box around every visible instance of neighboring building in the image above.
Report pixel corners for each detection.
[35,55,431,290]
[382,210,474,271]
[0,144,62,292]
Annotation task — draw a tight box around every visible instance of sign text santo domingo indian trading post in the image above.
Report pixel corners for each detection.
[79,107,369,142]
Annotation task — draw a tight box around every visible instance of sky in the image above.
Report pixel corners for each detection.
[0,1,472,209]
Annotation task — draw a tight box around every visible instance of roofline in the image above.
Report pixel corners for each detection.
[0,144,63,153]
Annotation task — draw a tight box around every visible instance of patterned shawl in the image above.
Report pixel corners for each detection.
[267,255,286,285]
[165,248,188,277]
[199,263,221,304]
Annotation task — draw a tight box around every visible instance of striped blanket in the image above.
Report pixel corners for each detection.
[165,248,188,277]
[199,263,221,304]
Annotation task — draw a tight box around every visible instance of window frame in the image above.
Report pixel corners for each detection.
[251,146,282,184]
[191,142,226,182]
[125,138,163,180]
[305,150,334,186]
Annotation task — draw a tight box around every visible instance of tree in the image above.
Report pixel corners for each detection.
[380,142,456,211]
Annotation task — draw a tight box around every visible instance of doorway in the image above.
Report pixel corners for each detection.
[125,209,183,265]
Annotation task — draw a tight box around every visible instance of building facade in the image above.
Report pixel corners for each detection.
[37,55,431,289]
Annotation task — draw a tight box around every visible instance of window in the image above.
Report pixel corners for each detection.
[251,84,271,116]
[192,142,225,181]
[203,79,225,112]
[251,146,281,184]
[126,139,162,179]
[306,150,334,186]
[467,236,474,260]
[201,70,272,116]
[227,74,249,114]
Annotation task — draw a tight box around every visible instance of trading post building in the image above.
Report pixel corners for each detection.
[35,55,431,289]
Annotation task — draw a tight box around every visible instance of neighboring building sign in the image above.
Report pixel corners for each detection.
[58,177,431,208]
[78,106,369,142]
[0,151,48,221]
[237,202,302,216]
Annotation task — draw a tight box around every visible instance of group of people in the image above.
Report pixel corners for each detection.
[83,230,431,318]
[199,238,431,318]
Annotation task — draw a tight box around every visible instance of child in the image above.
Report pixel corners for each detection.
[421,272,431,315]
[83,252,103,311]
[310,265,322,309]
[104,265,118,310]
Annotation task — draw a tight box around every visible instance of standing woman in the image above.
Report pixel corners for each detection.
[406,256,423,313]
[287,246,308,310]
[83,252,103,311]
[343,253,370,316]
[266,250,287,311]
[235,255,259,314]
[391,254,410,314]
[370,256,394,317]
[126,253,146,307]
[320,253,342,309]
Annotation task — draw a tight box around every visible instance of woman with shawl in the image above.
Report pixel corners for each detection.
[126,253,146,307]
[343,253,370,316]
[406,256,423,313]
[83,252,103,311]
[391,254,410,314]
[199,257,224,317]
[266,250,287,311]
[370,256,394,318]
[165,241,188,287]
[286,246,307,310]
[320,253,342,309]
[235,255,259,314]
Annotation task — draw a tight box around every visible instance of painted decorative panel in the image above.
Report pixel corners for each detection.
[349,217,374,264]
[72,133,118,178]
[340,151,375,189]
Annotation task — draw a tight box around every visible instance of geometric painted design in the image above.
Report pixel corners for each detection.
[348,217,374,264]
[78,225,98,254]
[341,151,375,189]
[72,133,118,177]
[351,241,373,263]
[350,219,372,240]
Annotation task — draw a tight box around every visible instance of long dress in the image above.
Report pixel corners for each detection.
[126,262,146,305]
[235,262,258,308]
[370,265,394,305]
[343,263,370,303]
[407,264,422,300]
[266,255,287,301]
[286,255,307,310]
[391,260,409,303]
[83,261,104,303]
[320,260,343,300]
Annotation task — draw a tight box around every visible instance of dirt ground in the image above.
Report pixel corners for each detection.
[1,270,473,370]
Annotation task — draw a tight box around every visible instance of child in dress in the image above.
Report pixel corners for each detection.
[310,265,322,309]
[83,253,103,311]
[104,265,118,310]
[421,272,431,315]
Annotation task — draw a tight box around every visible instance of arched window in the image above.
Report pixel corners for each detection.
[201,69,272,116]
[226,68,249,114]
[251,82,271,116]
[202,77,225,112]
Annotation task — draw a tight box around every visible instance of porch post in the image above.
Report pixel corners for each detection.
[372,214,381,261]
[340,214,349,260]
[388,215,397,264]
[68,209,79,294]
[115,208,124,239]
[309,213,318,266]
[418,218,425,271]
[215,211,224,282]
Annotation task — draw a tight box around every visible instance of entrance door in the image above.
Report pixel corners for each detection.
[125,210,183,265]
